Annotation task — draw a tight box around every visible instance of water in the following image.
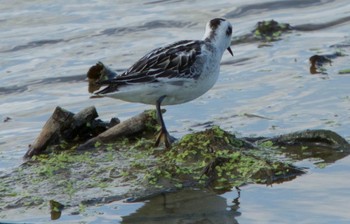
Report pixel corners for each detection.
[1,0,350,223]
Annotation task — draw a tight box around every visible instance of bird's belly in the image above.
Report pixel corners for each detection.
[162,87,207,105]
[105,71,219,106]
[163,73,219,105]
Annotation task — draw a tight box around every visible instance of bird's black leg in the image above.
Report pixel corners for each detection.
[155,95,176,148]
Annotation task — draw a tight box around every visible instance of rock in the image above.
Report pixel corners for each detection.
[268,129,350,150]
[14,106,350,220]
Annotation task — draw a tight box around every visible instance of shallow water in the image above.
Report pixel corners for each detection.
[1,0,350,223]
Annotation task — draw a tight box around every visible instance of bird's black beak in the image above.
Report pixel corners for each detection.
[227,47,233,56]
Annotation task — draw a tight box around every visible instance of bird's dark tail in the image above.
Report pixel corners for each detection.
[95,84,119,95]
[87,62,118,94]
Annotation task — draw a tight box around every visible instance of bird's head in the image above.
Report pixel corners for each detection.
[203,18,233,56]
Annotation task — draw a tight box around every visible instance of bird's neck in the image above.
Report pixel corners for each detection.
[203,36,226,55]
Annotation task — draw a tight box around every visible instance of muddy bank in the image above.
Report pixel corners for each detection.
[1,106,349,219]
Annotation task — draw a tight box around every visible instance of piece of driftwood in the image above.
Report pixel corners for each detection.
[77,110,154,151]
[24,106,74,158]
[61,106,99,141]
[24,106,102,158]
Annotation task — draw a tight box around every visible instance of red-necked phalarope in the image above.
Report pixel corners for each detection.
[93,18,233,148]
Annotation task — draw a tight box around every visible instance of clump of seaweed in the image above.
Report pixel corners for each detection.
[231,19,292,45]
[253,20,292,41]
[142,126,303,192]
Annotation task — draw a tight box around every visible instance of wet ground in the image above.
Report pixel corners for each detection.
[1,0,350,223]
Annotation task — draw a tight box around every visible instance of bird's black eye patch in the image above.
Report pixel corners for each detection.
[226,26,232,36]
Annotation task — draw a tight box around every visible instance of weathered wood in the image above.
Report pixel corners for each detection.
[72,106,98,128]
[61,106,99,141]
[77,110,154,151]
[24,106,101,158]
[24,106,74,158]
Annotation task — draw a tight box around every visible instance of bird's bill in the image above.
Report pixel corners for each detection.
[227,47,233,56]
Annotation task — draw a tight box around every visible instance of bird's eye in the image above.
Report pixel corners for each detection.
[226,26,232,36]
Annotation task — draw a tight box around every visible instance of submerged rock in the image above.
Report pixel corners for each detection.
[2,107,350,219]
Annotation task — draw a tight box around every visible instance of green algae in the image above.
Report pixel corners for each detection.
[141,126,300,192]
[338,69,350,74]
[253,20,292,42]
[2,111,348,217]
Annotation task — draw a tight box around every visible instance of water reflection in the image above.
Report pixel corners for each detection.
[281,145,350,165]
[122,189,241,224]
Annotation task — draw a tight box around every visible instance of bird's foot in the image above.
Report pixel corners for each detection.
[155,129,177,148]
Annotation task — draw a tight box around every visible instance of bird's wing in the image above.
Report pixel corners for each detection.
[96,40,204,94]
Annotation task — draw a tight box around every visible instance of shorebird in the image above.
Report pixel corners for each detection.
[93,18,233,148]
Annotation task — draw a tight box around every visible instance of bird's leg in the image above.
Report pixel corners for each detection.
[155,95,176,148]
